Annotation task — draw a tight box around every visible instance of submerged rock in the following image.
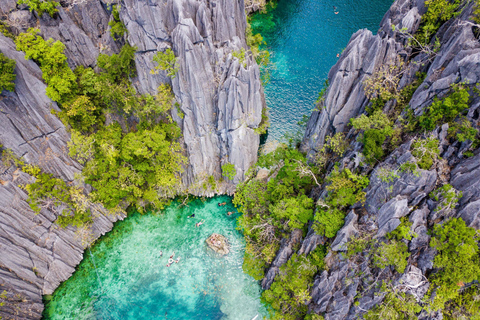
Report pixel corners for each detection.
[206,233,229,255]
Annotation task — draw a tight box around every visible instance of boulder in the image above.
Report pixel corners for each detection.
[206,233,229,255]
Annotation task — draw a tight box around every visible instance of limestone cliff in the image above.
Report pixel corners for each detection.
[0,0,264,318]
[262,0,480,318]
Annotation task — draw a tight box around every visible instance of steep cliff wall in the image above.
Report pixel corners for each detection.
[259,0,480,318]
[0,0,264,318]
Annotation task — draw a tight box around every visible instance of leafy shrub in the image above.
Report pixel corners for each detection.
[419,86,470,131]
[232,48,247,67]
[235,146,318,278]
[15,28,77,103]
[313,167,369,238]
[17,0,59,18]
[363,288,422,320]
[152,48,178,78]
[430,184,462,214]
[351,110,394,164]
[108,5,127,40]
[429,218,480,310]
[447,118,478,143]
[0,53,16,92]
[0,21,15,40]
[387,217,417,241]
[411,136,440,170]
[262,248,325,320]
[415,0,461,45]
[313,207,345,238]
[373,240,410,273]
[221,163,237,180]
[270,195,314,230]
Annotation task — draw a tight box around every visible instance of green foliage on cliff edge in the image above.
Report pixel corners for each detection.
[0,53,16,93]
[262,247,326,320]
[234,146,318,278]
[108,4,127,40]
[17,0,59,18]
[15,29,186,223]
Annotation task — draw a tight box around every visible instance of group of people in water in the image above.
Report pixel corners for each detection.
[209,234,222,247]
[159,250,181,267]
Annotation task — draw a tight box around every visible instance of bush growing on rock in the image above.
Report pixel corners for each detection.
[17,0,59,18]
[152,48,178,78]
[373,240,410,273]
[0,53,16,93]
[411,136,440,170]
[221,163,237,180]
[428,218,480,309]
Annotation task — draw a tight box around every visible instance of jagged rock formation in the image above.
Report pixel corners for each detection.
[206,233,229,255]
[0,0,264,318]
[261,0,480,319]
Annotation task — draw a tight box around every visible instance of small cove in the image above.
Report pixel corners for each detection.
[43,196,267,319]
[44,0,393,318]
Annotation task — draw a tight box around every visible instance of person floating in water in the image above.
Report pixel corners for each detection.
[159,250,163,257]
[170,252,175,259]
[166,263,171,267]
[227,211,233,216]
[335,11,339,14]
[175,257,181,263]
[217,202,227,207]
[196,219,205,227]
[187,213,195,218]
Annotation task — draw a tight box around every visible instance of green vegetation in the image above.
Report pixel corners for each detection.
[415,0,461,45]
[0,53,16,93]
[221,163,237,180]
[430,184,462,214]
[15,28,77,103]
[232,48,247,68]
[351,110,395,164]
[428,218,480,310]
[387,217,417,241]
[152,48,178,78]
[315,79,329,107]
[419,85,470,131]
[234,146,318,281]
[15,29,186,224]
[411,136,440,170]
[313,167,369,238]
[373,240,410,273]
[17,0,59,17]
[363,286,422,320]
[254,106,270,135]
[262,247,326,320]
[108,5,127,40]
[0,290,6,320]
[0,21,15,40]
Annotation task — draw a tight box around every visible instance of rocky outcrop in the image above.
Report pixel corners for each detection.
[0,0,264,318]
[120,0,265,192]
[206,233,229,255]
[268,0,480,319]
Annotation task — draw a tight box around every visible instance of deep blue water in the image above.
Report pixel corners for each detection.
[251,0,393,142]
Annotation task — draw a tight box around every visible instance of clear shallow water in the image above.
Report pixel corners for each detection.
[252,0,393,142]
[44,196,267,320]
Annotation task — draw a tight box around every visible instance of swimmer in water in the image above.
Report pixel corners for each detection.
[188,213,195,218]
[175,257,181,263]
[166,263,171,267]
[196,219,205,227]
[159,250,163,257]
[170,252,175,259]
[227,211,233,216]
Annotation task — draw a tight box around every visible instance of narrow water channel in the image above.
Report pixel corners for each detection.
[252,0,393,142]
[44,0,392,318]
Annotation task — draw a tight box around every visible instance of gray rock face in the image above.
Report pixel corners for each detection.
[121,0,265,192]
[301,30,403,158]
[0,33,126,319]
[262,228,303,290]
[0,0,264,318]
[331,210,358,251]
[450,152,480,229]
[375,196,409,237]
